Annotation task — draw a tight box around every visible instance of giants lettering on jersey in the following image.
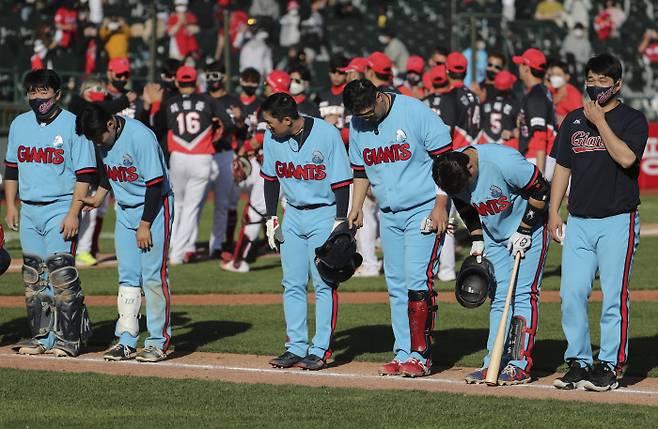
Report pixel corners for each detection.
[363,143,412,166]
[571,130,606,153]
[473,197,510,216]
[17,145,64,164]
[105,164,138,182]
[275,161,327,180]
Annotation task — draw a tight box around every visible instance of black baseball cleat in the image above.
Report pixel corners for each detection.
[104,344,138,361]
[269,351,304,368]
[295,354,327,371]
[553,361,590,390]
[582,362,619,392]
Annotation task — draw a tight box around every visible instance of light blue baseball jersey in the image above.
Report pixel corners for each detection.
[99,116,171,208]
[349,94,451,212]
[454,144,539,242]
[260,117,352,207]
[5,109,96,202]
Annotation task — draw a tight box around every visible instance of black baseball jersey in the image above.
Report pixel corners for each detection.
[479,80,496,103]
[518,83,556,156]
[164,93,218,154]
[478,93,520,144]
[317,86,346,128]
[293,94,321,118]
[239,94,263,140]
[422,92,449,120]
[209,93,240,152]
[556,104,648,218]
[439,83,480,148]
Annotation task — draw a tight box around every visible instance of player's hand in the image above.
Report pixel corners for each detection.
[126,91,138,103]
[347,207,364,229]
[5,206,19,231]
[136,222,152,251]
[548,211,565,244]
[428,203,449,235]
[507,227,532,258]
[470,239,485,263]
[79,195,104,210]
[266,216,284,250]
[584,100,605,125]
[60,213,79,240]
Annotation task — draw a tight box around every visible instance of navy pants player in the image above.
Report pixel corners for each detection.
[549,54,649,392]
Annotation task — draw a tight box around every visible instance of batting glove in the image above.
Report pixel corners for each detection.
[470,238,485,263]
[507,227,532,258]
[266,216,284,250]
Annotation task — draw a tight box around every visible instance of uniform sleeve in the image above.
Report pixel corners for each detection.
[555,115,574,168]
[327,127,353,190]
[621,110,649,161]
[71,133,97,178]
[259,132,278,182]
[416,99,452,156]
[5,121,18,167]
[526,92,549,134]
[348,122,365,172]
[501,148,540,191]
[136,129,167,185]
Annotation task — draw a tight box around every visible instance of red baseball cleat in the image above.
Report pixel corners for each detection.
[378,360,402,376]
[399,358,431,378]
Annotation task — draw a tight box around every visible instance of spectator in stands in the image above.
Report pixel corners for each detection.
[594,1,626,41]
[289,66,321,117]
[546,61,583,126]
[462,37,488,87]
[397,56,426,99]
[563,0,592,29]
[561,23,592,74]
[279,1,301,48]
[428,46,449,68]
[604,0,626,37]
[190,0,220,60]
[54,0,78,49]
[365,52,397,92]
[339,57,368,83]
[167,0,200,61]
[239,24,273,76]
[534,0,566,27]
[379,27,409,73]
[106,58,140,119]
[300,0,328,61]
[250,0,281,20]
[638,29,658,92]
[471,52,505,104]
[99,16,130,60]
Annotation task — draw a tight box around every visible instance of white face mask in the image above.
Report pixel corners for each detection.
[573,29,584,38]
[175,5,187,12]
[289,81,305,95]
[550,75,566,89]
[378,35,390,45]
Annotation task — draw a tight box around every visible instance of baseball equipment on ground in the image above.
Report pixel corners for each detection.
[408,290,437,359]
[266,216,284,250]
[22,254,53,340]
[116,286,141,337]
[470,240,485,263]
[315,220,363,284]
[455,255,496,308]
[486,252,522,386]
[507,229,532,257]
[232,156,252,183]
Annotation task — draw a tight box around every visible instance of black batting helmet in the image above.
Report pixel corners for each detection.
[455,255,496,308]
[314,221,363,285]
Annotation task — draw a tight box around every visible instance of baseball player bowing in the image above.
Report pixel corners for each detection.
[549,54,648,392]
[76,104,174,363]
[261,93,352,371]
[344,79,452,378]
[433,144,550,385]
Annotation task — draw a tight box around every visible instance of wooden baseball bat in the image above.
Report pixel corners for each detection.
[485,252,522,386]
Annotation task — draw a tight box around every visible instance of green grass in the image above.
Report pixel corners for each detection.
[2,302,657,377]
[0,367,657,428]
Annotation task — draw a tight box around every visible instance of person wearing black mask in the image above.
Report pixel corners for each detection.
[105,58,142,120]
[159,58,181,99]
[472,52,505,104]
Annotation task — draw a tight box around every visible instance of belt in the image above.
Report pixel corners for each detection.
[381,197,435,214]
[22,200,56,206]
[288,202,335,211]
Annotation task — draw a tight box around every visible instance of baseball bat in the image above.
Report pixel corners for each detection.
[485,252,522,386]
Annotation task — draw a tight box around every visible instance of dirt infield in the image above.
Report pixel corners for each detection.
[1,346,658,406]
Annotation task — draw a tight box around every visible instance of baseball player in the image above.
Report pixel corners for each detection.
[344,79,452,377]
[471,52,506,104]
[477,71,520,147]
[365,52,400,93]
[549,53,648,391]
[289,67,321,118]
[422,65,451,115]
[4,69,96,357]
[397,56,427,99]
[261,93,352,371]
[316,54,349,130]
[440,52,481,149]
[76,104,174,363]
[433,145,550,385]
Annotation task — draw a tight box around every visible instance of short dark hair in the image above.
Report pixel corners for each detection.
[290,65,312,82]
[488,52,506,66]
[374,71,392,82]
[23,69,61,93]
[260,92,300,121]
[330,54,349,71]
[161,58,181,77]
[530,67,546,79]
[433,46,449,57]
[240,67,261,83]
[343,79,378,114]
[585,53,623,82]
[206,61,226,74]
[432,152,471,195]
[448,71,467,81]
[549,60,569,74]
[75,103,112,143]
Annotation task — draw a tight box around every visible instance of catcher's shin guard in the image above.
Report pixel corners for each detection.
[47,253,92,356]
[508,316,534,368]
[22,254,54,340]
[408,290,438,359]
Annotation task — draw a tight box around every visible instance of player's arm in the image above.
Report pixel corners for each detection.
[4,123,20,230]
[347,127,369,228]
[526,95,551,173]
[453,197,485,261]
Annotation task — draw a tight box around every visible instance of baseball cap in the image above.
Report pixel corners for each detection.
[367,51,392,75]
[108,57,130,74]
[446,52,468,73]
[494,70,517,91]
[338,57,368,73]
[429,64,448,84]
[512,48,547,71]
[266,69,291,93]
[406,55,424,74]
[176,65,197,83]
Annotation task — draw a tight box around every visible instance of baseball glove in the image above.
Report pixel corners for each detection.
[232,156,252,183]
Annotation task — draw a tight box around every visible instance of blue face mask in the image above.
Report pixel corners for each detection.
[585,83,618,105]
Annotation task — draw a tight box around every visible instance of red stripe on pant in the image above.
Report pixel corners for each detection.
[522,223,549,372]
[160,196,172,350]
[69,236,78,256]
[616,211,635,370]
[323,288,339,361]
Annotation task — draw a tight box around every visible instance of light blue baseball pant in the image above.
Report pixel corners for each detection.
[560,211,639,372]
[280,204,338,360]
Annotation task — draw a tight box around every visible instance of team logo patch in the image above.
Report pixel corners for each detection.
[312,151,324,164]
[395,129,407,143]
[122,154,134,167]
[490,185,503,198]
[53,135,63,147]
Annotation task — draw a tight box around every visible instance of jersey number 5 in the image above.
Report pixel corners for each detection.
[176,112,201,135]
[490,112,502,135]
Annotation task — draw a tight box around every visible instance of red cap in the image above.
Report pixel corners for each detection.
[512,48,547,71]
[176,66,197,83]
[287,0,299,10]
[266,70,291,93]
[108,57,130,74]
[338,57,368,73]
[429,64,448,84]
[494,70,517,91]
[446,52,467,73]
[406,55,424,74]
[367,51,392,75]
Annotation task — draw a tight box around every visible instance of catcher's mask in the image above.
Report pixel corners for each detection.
[455,255,496,308]
[314,221,363,285]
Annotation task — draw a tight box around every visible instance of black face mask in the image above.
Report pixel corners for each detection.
[486,70,498,81]
[208,80,223,92]
[162,80,177,92]
[586,83,619,105]
[29,94,58,120]
[242,85,257,96]
[111,79,128,93]
[407,74,421,86]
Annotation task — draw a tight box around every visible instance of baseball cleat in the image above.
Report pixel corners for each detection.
[553,361,590,390]
[465,367,488,384]
[399,358,431,378]
[183,251,195,264]
[221,260,250,273]
[378,360,402,376]
[269,351,304,368]
[136,345,167,363]
[295,354,327,371]
[75,251,97,267]
[12,338,46,355]
[51,347,75,358]
[498,364,531,385]
[582,362,619,392]
[104,344,138,361]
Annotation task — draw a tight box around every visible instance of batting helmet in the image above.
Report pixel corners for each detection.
[266,70,291,94]
[314,221,363,285]
[0,248,10,276]
[455,255,496,308]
